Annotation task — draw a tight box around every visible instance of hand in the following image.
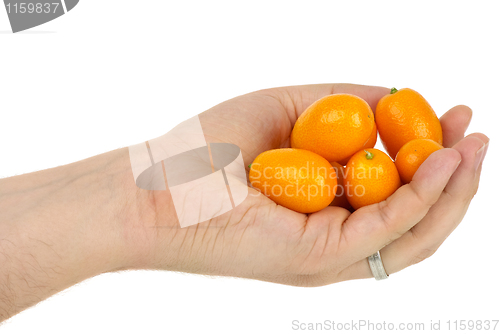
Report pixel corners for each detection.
[132,84,489,286]
[0,84,488,321]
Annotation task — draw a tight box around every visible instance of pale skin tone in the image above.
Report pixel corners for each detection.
[0,84,488,321]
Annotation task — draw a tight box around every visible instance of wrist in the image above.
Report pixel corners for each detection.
[66,146,180,273]
[111,147,182,271]
[0,145,185,320]
[0,148,140,273]
[60,146,185,273]
[0,148,137,318]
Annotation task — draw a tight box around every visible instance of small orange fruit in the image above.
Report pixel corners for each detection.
[338,122,378,166]
[249,148,337,213]
[291,94,375,162]
[344,148,401,210]
[376,88,443,159]
[395,138,444,184]
[329,162,352,210]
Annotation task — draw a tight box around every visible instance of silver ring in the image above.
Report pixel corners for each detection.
[368,251,389,280]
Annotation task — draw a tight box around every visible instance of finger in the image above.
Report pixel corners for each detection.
[379,133,488,274]
[441,133,488,194]
[440,105,472,147]
[338,133,488,281]
[337,147,462,265]
[258,83,390,123]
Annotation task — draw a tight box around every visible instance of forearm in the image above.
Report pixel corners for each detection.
[0,148,153,320]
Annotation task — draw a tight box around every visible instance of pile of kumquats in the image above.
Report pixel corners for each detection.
[248,88,444,213]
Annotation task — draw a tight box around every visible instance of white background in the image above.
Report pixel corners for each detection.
[1,1,499,333]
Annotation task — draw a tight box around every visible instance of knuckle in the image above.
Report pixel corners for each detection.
[377,202,405,245]
[409,182,434,208]
[378,201,397,230]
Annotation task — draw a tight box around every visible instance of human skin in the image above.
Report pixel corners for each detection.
[0,84,488,321]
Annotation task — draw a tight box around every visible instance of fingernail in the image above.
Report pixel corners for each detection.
[474,143,487,171]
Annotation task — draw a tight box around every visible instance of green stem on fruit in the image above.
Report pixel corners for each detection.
[248,164,252,169]
[364,150,374,160]
[390,87,398,94]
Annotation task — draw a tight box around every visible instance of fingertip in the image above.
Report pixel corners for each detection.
[447,134,487,175]
[455,104,473,119]
[440,105,473,147]
[457,105,473,130]
[412,148,462,192]
[441,104,472,123]
[465,132,489,145]
[452,135,486,159]
[434,147,462,172]
[463,105,473,120]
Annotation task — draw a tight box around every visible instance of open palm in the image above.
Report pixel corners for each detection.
[147,84,488,286]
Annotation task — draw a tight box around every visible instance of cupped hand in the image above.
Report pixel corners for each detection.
[139,84,488,286]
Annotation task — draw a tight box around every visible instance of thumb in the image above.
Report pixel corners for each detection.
[337,148,462,263]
